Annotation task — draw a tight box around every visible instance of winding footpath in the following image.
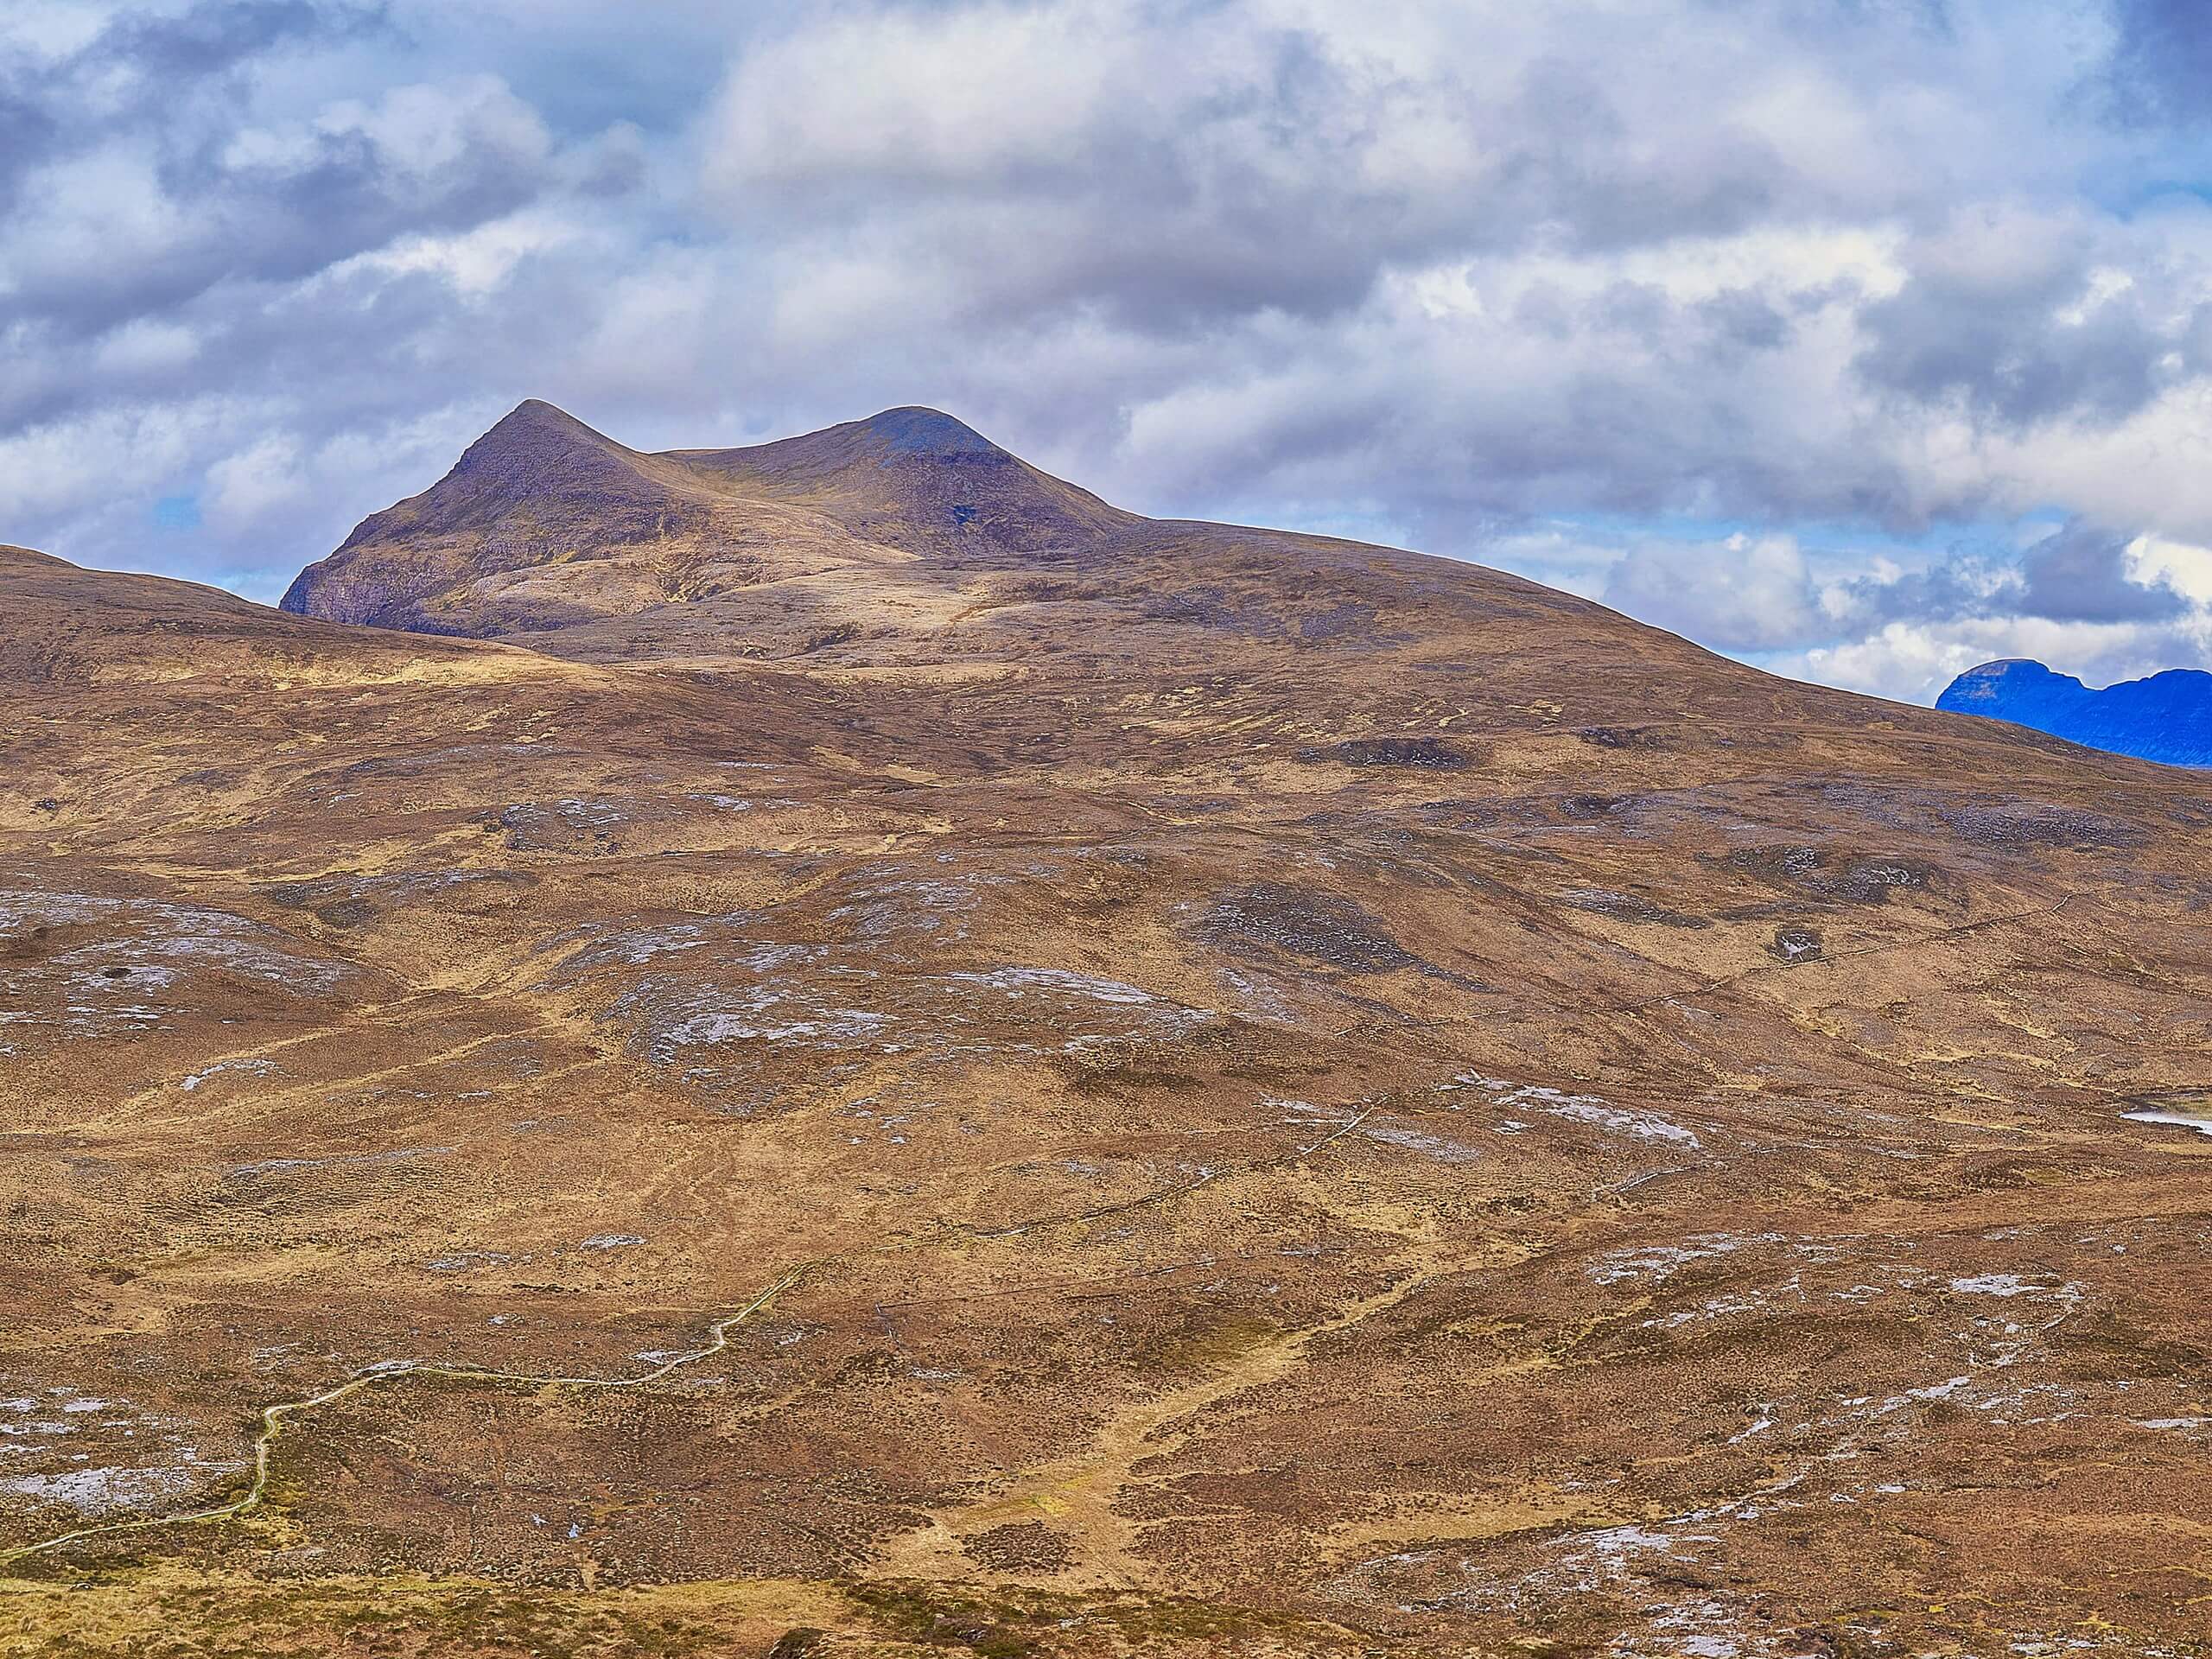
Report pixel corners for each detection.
[0,1269,804,1570]
[2,1096,1379,1573]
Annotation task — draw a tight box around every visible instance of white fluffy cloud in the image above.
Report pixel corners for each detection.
[1780,612,2212,704]
[1605,535,1820,652]
[5,0,2212,702]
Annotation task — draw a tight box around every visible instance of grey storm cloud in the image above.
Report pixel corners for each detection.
[1828,524,2186,630]
[2016,524,2188,623]
[1830,556,2012,632]
[1853,210,2199,429]
[692,3,1872,334]
[0,1,382,189]
[6,0,2212,703]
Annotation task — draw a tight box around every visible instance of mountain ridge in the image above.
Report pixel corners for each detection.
[279,400,1137,635]
[1937,656,2212,766]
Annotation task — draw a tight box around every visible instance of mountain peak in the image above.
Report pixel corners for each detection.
[497,396,578,425]
[407,399,664,523]
[284,399,1146,633]
[852,406,1006,458]
[280,400,687,627]
[1939,657,2212,766]
[670,404,1138,559]
[458,398,627,471]
[1941,658,2077,702]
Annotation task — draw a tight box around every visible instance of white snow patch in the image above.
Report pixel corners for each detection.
[2122,1107,2212,1137]
[1948,1274,2044,1297]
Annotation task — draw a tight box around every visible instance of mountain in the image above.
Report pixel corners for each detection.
[667,403,1139,555]
[10,420,2212,1658]
[1938,656,2212,766]
[279,401,1135,636]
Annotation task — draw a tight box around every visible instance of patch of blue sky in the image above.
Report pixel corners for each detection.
[150,494,201,531]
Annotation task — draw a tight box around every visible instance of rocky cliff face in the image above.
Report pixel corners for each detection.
[1938,657,2212,766]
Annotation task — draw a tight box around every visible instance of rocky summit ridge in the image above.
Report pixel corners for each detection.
[280,400,1135,636]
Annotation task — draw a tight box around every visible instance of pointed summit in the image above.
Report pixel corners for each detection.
[462,397,636,463]
[483,397,595,435]
[434,400,651,519]
[467,397,606,451]
[282,399,713,630]
[849,406,1007,458]
[673,405,1135,558]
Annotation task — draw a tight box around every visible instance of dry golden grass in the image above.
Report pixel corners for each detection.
[3,411,2210,1656]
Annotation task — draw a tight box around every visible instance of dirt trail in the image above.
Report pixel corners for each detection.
[0,1271,804,1570]
[869,1240,1529,1590]
[0,1096,1394,1575]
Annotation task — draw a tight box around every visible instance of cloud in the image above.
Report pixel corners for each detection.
[1853,205,2203,430]
[1483,513,2212,702]
[0,2,385,202]
[1604,534,1820,651]
[5,0,2212,699]
[1815,521,2187,629]
[692,0,2037,335]
[2105,0,2212,120]
[1780,613,2211,704]
[2017,522,2188,621]
[1765,523,2212,700]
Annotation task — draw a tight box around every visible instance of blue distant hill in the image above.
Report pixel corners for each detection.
[1936,659,2212,766]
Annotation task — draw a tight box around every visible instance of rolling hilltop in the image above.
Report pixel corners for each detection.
[3,410,2210,1657]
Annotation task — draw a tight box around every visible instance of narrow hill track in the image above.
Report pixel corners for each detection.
[0,1098,1389,1575]
[0,1271,805,1571]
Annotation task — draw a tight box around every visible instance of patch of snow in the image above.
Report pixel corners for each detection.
[2,1465,203,1514]
[1547,1099,1700,1147]
[1948,1274,2044,1297]
[2121,1107,2212,1138]
[181,1058,276,1092]
[945,966,1157,1003]
[1360,1122,1484,1164]
[1590,1234,1775,1287]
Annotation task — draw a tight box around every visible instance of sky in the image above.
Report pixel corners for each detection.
[10,0,2212,703]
